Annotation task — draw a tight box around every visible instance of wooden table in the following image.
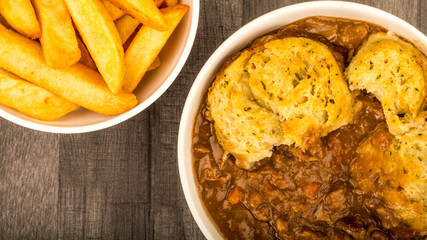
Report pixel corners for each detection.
[1,0,425,239]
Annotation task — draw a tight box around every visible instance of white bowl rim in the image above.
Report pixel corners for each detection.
[0,0,200,134]
[178,1,427,240]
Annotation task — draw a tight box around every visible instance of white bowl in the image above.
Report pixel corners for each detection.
[0,0,199,133]
[178,1,427,239]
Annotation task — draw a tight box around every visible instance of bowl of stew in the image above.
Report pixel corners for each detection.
[178,1,427,239]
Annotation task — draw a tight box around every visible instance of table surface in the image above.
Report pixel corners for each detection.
[1,0,426,239]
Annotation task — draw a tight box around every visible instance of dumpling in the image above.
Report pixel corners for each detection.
[346,31,427,135]
[247,37,358,149]
[207,50,286,169]
[208,37,358,169]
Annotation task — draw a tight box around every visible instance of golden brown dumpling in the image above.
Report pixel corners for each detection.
[346,31,427,135]
[208,37,358,169]
[207,50,286,169]
[247,37,358,149]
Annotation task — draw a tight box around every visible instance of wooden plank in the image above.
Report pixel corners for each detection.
[196,0,243,53]
[0,119,59,239]
[57,114,151,239]
[348,0,419,26]
[242,0,302,25]
[419,0,427,35]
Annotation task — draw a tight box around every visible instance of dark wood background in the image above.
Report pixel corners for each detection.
[1,0,425,239]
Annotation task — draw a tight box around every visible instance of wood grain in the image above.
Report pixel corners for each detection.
[58,116,151,239]
[0,0,425,239]
[0,120,58,239]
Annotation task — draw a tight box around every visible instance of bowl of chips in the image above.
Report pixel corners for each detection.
[0,0,199,133]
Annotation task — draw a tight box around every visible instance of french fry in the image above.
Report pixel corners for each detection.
[123,5,188,92]
[102,0,125,20]
[64,0,124,95]
[77,37,97,71]
[155,0,164,7]
[0,68,79,121]
[148,57,160,71]
[0,24,137,115]
[0,14,12,29]
[106,0,168,31]
[0,0,41,39]
[164,0,178,7]
[115,14,140,44]
[33,0,81,68]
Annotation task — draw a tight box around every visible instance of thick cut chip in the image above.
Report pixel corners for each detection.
[154,0,164,7]
[123,4,188,92]
[107,0,168,31]
[0,0,40,39]
[33,0,81,68]
[102,0,125,20]
[115,14,140,44]
[346,32,427,135]
[148,57,160,71]
[77,37,97,71]
[0,68,79,121]
[0,24,137,115]
[247,37,358,149]
[164,0,178,7]
[0,14,12,29]
[64,0,124,94]
[207,51,286,169]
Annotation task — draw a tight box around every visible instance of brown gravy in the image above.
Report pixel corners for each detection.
[191,16,425,239]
